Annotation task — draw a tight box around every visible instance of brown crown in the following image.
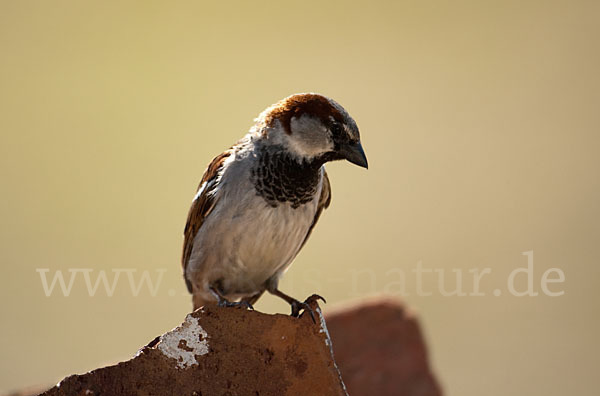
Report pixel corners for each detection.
[264,94,345,134]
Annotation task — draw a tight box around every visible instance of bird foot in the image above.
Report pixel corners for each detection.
[290,294,326,323]
[217,299,254,310]
[210,286,254,310]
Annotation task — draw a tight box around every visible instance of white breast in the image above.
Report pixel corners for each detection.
[187,152,323,301]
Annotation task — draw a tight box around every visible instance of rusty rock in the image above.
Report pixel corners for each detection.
[325,298,443,396]
[40,300,347,396]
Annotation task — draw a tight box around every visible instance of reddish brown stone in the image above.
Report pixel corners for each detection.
[325,298,443,396]
[39,300,347,396]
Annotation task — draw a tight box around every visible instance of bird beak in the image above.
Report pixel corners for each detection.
[339,141,368,169]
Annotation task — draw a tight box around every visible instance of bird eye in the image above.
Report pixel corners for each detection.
[330,123,343,137]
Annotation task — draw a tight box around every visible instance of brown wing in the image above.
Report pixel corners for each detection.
[299,169,332,250]
[182,151,232,293]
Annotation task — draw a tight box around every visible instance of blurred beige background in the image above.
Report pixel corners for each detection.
[1,0,599,394]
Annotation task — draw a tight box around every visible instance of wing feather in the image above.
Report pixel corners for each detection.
[299,169,332,250]
[182,151,232,292]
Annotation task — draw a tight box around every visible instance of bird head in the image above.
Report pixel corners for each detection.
[254,93,368,169]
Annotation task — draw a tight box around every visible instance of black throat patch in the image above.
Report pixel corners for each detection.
[250,147,323,209]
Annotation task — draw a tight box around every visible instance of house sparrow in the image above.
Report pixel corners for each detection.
[182,93,367,319]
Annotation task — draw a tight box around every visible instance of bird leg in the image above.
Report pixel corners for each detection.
[209,287,254,310]
[268,288,326,323]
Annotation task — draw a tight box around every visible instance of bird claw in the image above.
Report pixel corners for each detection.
[290,294,326,323]
[218,299,254,310]
[306,294,327,305]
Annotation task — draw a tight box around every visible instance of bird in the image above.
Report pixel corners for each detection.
[182,93,367,319]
